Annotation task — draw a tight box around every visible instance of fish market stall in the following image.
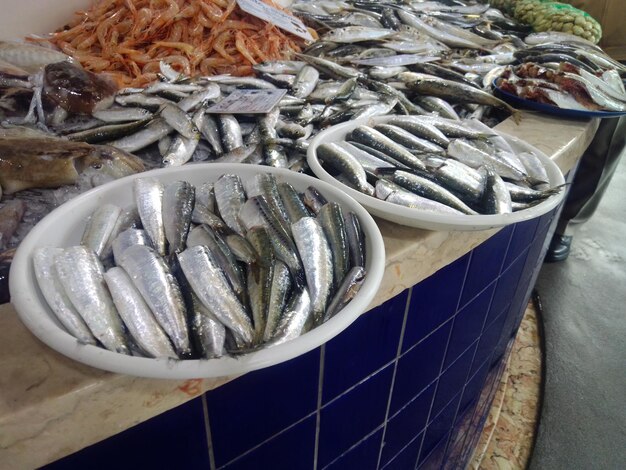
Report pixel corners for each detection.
[0,0,611,468]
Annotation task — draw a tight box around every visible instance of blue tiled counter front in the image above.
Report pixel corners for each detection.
[45,205,559,470]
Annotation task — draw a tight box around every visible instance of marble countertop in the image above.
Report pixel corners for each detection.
[0,112,598,468]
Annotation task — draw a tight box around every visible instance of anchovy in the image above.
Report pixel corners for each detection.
[269,288,312,346]
[277,182,311,223]
[188,290,226,359]
[133,177,167,256]
[55,246,130,354]
[33,247,96,345]
[178,245,254,345]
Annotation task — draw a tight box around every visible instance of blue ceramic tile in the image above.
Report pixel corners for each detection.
[463,355,492,411]
[381,432,422,470]
[417,431,450,470]
[418,393,461,465]
[433,344,476,417]
[526,222,550,268]
[44,398,209,470]
[324,428,383,470]
[208,349,320,467]
[445,402,478,468]
[402,254,469,352]
[504,218,539,266]
[459,226,512,307]
[318,365,393,468]
[391,321,452,414]
[221,416,316,470]
[472,310,508,373]
[323,291,407,403]
[444,283,494,368]
[381,382,436,467]
[487,249,528,326]
[538,208,554,231]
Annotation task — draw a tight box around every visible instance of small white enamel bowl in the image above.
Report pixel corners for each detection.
[307,116,565,231]
[9,163,385,379]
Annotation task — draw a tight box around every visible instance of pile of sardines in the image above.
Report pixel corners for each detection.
[316,115,560,215]
[33,173,367,358]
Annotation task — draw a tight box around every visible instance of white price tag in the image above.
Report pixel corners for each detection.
[237,0,314,41]
[206,89,288,114]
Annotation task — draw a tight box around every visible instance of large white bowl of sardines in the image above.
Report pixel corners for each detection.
[9,163,385,379]
[307,115,566,231]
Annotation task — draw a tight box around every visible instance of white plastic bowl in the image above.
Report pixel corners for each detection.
[9,163,385,379]
[307,116,565,231]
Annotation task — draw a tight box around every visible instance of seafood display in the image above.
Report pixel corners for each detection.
[311,115,562,217]
[33,173,368,358]
[41,0,311,86]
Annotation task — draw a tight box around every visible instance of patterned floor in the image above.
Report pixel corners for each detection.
[470,301,542,469]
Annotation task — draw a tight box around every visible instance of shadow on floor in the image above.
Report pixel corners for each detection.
[531,157,626,469]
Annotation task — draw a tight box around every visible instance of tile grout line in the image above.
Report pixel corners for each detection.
[201,394,217,470]
[313,344,326,470]
[322,423,386,470]
[380,430,424,470]
[412,250,473,469]
[219,411,318,469]
[376,287,413,470]
[438,265,500,467]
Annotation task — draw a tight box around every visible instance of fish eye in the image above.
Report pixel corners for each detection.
[92,163,103,170]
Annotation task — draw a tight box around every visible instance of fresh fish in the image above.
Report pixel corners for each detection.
[55,246,130,354]
[383,169,478,215]
[159,103,198,139]
[323,266,367,321]
[263,261,292,341]
[111,228,153,266]
[33,247,96,345]
[376,179,464,214]
[80,204,121,259]
[322,26,395,43]
[0,137,144,194]
[0,41,77,73]
[188,290,226,358]
[295,54,365,80]
[407,77,520,121]
[291,65,320,98]
[163,181,195,255]
[350,125,426,171]
[108,118,173,153]
[292,217,333,324]
[196,113,223,156]
[447,139,527,181]
[191,205,227,231]
[253,60,306,75]
[196,182,216,211]
[384,117,450,147]
[277,182,311,223]
[214,174,247,236]
[269,288,312,346]
[303,186,328,215]
[483,168,512,214]
[104,267,177,358]
[424,156,486,205]
[66,118,153,144]
[162,131,200,167]
[396,11,486,49]
[504,182,560,203]
[118,244,191,355]
[186,225,246,300]
[318,202,350,290]
[373,124,445,154]
[92,108,153,123]
[178,245,254,345]
[518,152,549,185]
[134,177,167,256]
[316,142,375,196]
[217,114,243,152]
[225,234,258,265]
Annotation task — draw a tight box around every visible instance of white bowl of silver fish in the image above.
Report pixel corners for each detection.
[9,163,385,379]
[307,115,565,231]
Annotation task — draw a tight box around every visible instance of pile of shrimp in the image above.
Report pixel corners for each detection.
[39,0,313,87]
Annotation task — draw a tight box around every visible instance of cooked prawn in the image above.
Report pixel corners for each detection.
[37,0,312,86]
